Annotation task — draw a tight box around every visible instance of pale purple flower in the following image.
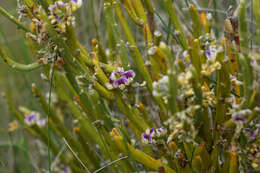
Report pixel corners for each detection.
[49,1,66,11]
[62,166,70,173]
[55,1,66,8]
[72,0,82,6]
[38,119,46,126]
[251,60,257,66]
[24,113,39,125]
[141,128,155,144]
[71,0,83,10]
[155,127,167,137]
[205,45,217,59]
[244,128,257,138]
[108,68,135,90]
[54,13,61,21]
[206,50,211,58]
[24,113,46,127]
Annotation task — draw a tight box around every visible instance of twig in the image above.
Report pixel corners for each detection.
[93,156,128,173]
[50,145,65,171]
[63,138,91,173]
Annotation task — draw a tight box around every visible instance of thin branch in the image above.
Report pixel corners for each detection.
[63,138,91,173]
[93,156,128,173]
[51,145,65,171]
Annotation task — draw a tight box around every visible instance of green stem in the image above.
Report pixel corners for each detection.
[0,48,42,71]
[0,6,30,32]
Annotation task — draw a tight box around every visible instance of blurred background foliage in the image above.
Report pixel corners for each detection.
[0,0,251,172]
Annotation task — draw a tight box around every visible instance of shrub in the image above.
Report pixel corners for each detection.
[0,0,260,172]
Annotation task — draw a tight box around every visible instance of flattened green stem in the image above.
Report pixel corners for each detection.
[197,142,211,170]
[2,93,81,172]
[119,0,143,26]
[141,0,154,13]
[238,55,253,108]
[148,46,167,80]
[111,1,166,111]
[190,67,203,128]
[213,0,219,38]
[0,6,30,32]
[229,152,239,173]
[104,5,116,61]
[141,0,155,36]
[74,128,100,168]
[31,83,92,165]
[92,52,110,87]
[131,0,148,25]
[215,49,231,125]
[239,0,249,58]
[105,2,129,68]
[0,48,42,71]
[160,43,179,114]
[253,0,260,45]
[188,37,202,73]
[115,92,149,132]
[55,75,115,164]
[92,39,108,63]
[164,0,188,50]
[34,0,50,12]
[189,4,202,38]
[112,1,152,87]
[113,135,176,173]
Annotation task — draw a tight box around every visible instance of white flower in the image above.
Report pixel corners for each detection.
[72,0,82,7]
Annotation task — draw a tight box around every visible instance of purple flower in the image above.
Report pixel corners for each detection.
[244,128,256,138]
[141,128,155,144]
[113,76,128,86]
[250,59,259,68]
[24,113,46,126]
[108,68,135,90]
[63,166,70,173]
[122,70,135,79]
[205,45,217,59]
[24,113,39,125]
[55,1,65,8]
[206,50,211,58]
[49,1,66,11]
[232,116,247,123]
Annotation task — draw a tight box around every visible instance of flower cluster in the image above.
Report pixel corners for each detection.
[201,45,222,76]
[107,68,135,90]
[24,113,46,127]
[152,75,169,97]
[165,105,200,144]
[231,109,251,123]
[201,61,221,76]
[247,139,260,169]
[205,45,217,59]
[201,85,216,106]
[141,127,167,144]
[177,70,194,97]
[48,0,83,33]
